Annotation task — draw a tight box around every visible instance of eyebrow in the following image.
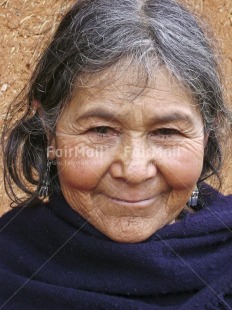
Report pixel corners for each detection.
[76,108,195,125]
[76,108,121,122]
[152,112,194,126]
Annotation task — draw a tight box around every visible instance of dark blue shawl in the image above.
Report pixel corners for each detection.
[0,184,232,309]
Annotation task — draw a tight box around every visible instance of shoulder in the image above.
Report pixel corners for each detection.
[0,200,50,237]
[0,200,52,256]
[198,183,232,221]
[0,199,61,281]
[192,183,232,233]
[0,196,77,260]
[199,182,232,208]
[0,199,55,262]
[157,183,232,239]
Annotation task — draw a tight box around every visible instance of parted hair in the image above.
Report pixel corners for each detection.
[2,0,231,205]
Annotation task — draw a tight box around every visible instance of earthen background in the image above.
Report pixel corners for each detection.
[0,0,231,213]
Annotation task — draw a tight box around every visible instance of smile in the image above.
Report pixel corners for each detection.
[104,194,156,207]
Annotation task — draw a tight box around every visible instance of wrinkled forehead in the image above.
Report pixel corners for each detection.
[56,60,203,130]
[71,60,197,110]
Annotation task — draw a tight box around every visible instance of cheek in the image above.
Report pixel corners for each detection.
[57,154,109,191]
[158,143,204,190]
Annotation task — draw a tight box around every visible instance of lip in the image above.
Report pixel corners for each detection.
[103,194,156,207]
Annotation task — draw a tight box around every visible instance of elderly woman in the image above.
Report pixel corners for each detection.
[1,0,232,309]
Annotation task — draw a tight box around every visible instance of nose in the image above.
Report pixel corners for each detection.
[110,137,157,184]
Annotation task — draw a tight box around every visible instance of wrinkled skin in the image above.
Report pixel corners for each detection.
[49,67,206,243]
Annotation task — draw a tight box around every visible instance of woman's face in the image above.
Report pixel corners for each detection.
[50,67,206,243]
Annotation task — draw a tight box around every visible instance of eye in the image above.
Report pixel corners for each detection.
[88,126,117,137]
[151,128,181,138]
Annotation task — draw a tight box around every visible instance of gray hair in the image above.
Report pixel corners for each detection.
[3,0,231,203]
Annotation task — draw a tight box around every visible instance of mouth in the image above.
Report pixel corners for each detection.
[103,194,156,207]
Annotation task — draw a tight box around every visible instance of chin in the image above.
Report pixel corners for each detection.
[99,219,163,243]
[106,230,155,243]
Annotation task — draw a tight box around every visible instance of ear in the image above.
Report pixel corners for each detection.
[47,137,56,160]
[32,100,57,160]
[204,132,209,148]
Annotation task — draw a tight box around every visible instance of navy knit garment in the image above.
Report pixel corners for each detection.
[0,183,232,309]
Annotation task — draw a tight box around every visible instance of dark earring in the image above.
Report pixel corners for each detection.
[38,160,51,199]
[187,187,199,207]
